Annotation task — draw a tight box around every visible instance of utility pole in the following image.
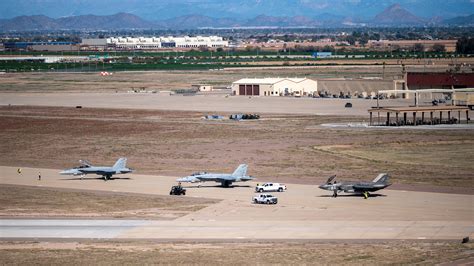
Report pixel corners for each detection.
[382,61,386,80]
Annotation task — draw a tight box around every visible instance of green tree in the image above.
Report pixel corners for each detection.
[456,37,474,54]
[413,43,425,52]
[346,35,356,46]
[431,44,445,53]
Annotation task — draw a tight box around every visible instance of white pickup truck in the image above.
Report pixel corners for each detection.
[255,183,287,193]
[253,194,278,204]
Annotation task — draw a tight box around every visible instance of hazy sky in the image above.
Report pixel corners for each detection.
[1,0,472,19]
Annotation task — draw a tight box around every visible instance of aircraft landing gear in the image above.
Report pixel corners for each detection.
[103,175,111,181]
[332,190,338,198]
[363,191,369,199]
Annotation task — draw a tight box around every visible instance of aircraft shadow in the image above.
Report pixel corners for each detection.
[184,184,252,189]
[60,177,132,181]
[319,193,387,198]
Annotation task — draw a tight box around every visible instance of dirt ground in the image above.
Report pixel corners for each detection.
[1,106,472,192]
[0,240,472,265]
[0,185,218,219]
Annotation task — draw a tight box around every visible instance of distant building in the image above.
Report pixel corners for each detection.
[105,36,228,50]
[232,78,318,96]
[4,42,79,51]
[81,39,108,50]
[407,72,474,90]
[192,84,213,92]
[0,56,74,63]
[368,40,457,52]
[312,52,333,59]
[29,44,79,52]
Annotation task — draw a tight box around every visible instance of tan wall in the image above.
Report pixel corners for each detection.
[29,45,79,52]
[199,86,213,92]
[231,83,239,95]
[453,92,474,106]
[273,79,318,96]
[369,40,457,53]
[318,79,397,95]
[259,84,273,96]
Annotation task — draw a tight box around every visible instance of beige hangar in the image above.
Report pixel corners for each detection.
[232,78,318,96]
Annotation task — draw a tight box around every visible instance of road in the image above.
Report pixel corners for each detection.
[1,166,473,240]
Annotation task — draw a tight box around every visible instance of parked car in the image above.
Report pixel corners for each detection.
[255,183,287,192]
[253,194,278,204]
[169,185,186,195]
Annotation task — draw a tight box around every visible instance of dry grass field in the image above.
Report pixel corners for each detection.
[1,240,472,265]
[0,63,457,93]
[0,185,218,219]
[1,105,472,192]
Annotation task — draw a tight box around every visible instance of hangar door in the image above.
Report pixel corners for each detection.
[239,85,245,95]
[239,84,260,96]
[245,85,253,95]
[252,85,260,95]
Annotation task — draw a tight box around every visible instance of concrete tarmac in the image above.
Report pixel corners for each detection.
[0,219,149,239]
[0,92,411,116]
[1,166,473,240]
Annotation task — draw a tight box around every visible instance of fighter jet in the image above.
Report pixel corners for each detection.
[60,158,133,181]
[319,173,391,199]
[177,164,254,187]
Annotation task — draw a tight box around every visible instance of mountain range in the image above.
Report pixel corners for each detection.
[0,4,472,31]
[2,0,472,21]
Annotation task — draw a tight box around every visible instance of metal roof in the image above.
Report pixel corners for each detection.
[379,88,474,94]
[369,106,470,113]
[407,72,474,87]
[233,77,312,85]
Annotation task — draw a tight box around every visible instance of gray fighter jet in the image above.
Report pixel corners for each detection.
[176,164,254,187]
[319,173,391,199]
[60,158,133,181]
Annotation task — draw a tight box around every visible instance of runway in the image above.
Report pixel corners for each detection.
[1,219,471,240]
[1,166,473,240]
[0,220,149,239]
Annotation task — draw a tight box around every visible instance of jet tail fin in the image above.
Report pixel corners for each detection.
[326,175,336,184]
[232,164,248,177]
[79,159,92,167]
[372,173,390,184]
[113,158,127,169]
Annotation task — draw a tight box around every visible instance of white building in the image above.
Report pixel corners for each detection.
[232,78,318,97]
[106,36,228,50]
[192,84,213,92]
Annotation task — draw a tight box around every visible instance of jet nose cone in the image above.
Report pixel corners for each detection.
[177,176,199,183]
[176,176,190,182]
[60,169,80,175]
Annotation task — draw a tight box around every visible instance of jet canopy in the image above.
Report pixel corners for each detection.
[191,172,208,176]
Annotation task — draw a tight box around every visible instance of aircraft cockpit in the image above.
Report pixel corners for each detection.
[191,171,208,176]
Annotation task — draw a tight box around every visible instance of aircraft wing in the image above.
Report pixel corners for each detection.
[59,168,83,175]
[352,184,374,190]
[353,183,388,192]
[177,176,200,183]
[197,176,230,182]
[94,170,116,175]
